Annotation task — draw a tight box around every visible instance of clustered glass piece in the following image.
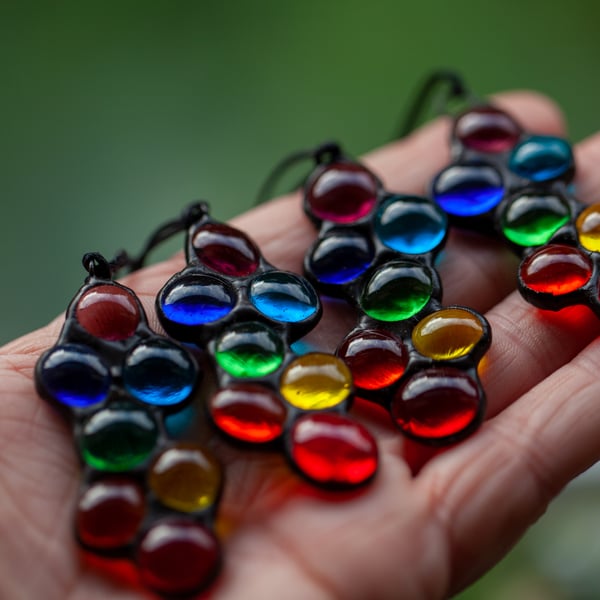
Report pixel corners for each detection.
[302,148,491,445]
[35,256,222,596]
[156,206,378,487]
[432,102,600,315]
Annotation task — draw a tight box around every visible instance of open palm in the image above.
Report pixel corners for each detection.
[2,90,600,600]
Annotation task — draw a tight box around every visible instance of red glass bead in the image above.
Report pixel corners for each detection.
[76,284,141,341]
[337,329,407,390]
[306,162,378,223]
[76,477,145,549]
[520,244,593,295]
[192,223,260,277]
[136,519,220,595]
[290,412,378,486]
[209,383,287,442]
[454,105,521,153]
[391,368,480,442]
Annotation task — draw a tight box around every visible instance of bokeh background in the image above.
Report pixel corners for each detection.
[2,1,600,597]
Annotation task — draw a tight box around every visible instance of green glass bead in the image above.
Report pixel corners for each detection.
[215,321,284,378]
[80,403,159,471]
[361,261,433,322]
[501,193,570,247]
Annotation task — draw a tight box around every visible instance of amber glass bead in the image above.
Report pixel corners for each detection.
[576,204,600,251]
[337,329,407,390]
[192,222,260,277]
[290,412,377,486]
[76,477,145,549]
[391,367,480,442]
[137,519,220,596]
[149,443,221,513]
[412,308,485,360]
[280,353,352,410]
[76,284,141,341]
[209,383,287,443]
[306,162,378,223]
[454,105,521,153]
[520,244,593,295]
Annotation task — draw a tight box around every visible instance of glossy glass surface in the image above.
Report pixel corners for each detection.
[454,105,521,152]
[337,329,407,390]
[76,284,141,341]
[80,403,159,471]
[391,367,480,440]
[309,231,374,284]
[502,193,570,247]
[576,204,600,251]
[160,274,235,325]
[432,164,504,217]
[214,321,284,377]
[509,135,573,181]
[192,222,260,277]
[375,194,447,254]
[249,271,319,322]
[39,344,111,408]
[209,383,287,442]
[123,339,196,406]
[360,261,433,322]
[306,161,378,223]
[280,353,352,410]
[290,412,378,486]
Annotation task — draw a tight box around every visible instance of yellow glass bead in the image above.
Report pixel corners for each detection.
[280,353,352,410]
[576,204,600,251]
[412,308,484,360]
[149,443,222,513]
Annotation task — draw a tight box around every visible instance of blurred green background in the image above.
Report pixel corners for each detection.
[2,1,600,597]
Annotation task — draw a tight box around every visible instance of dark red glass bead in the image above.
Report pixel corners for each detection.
[76,284,141,341]
[391,367,480,442]
[192,223,260,277]
[306,162,378,223]
[209,383,287,443]
[454,106,521,153]
[76,477,145,549]
[520,244,593,295]
[136,519,220,595]
[290,412,378,486]
[337,329,407,390]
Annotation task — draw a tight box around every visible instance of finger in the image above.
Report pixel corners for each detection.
[418,332,600,595]
[573,130,600,202]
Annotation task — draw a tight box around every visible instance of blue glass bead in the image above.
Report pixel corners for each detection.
[375,195,447,254]
[39,344,111,408]
[508,135,573,182]
[309,231,374,284]
[160,274,235,325]
[123,339,196,407]
[432,165,504,217]
[249,272,319,322]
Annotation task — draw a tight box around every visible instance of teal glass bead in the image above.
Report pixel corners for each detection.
[508,135,573,182]
[249,271,319,323]
[123,339,196,407]
[375,194,447,254]
[361,261,433,322]
[80,403,159,471]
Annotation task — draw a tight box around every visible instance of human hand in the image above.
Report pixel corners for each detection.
[2,90,600,599]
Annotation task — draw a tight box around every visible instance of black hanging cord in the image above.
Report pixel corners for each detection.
[254,141,343,207]
[395,70,476,140]
[82,252,126,280]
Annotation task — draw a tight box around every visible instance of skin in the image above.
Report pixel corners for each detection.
[2,90,600,600]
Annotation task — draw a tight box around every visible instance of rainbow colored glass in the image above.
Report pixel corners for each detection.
[432,101,600,316]
[157,208,378,488]
[302,149,490,445]
[35,256,222,596]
